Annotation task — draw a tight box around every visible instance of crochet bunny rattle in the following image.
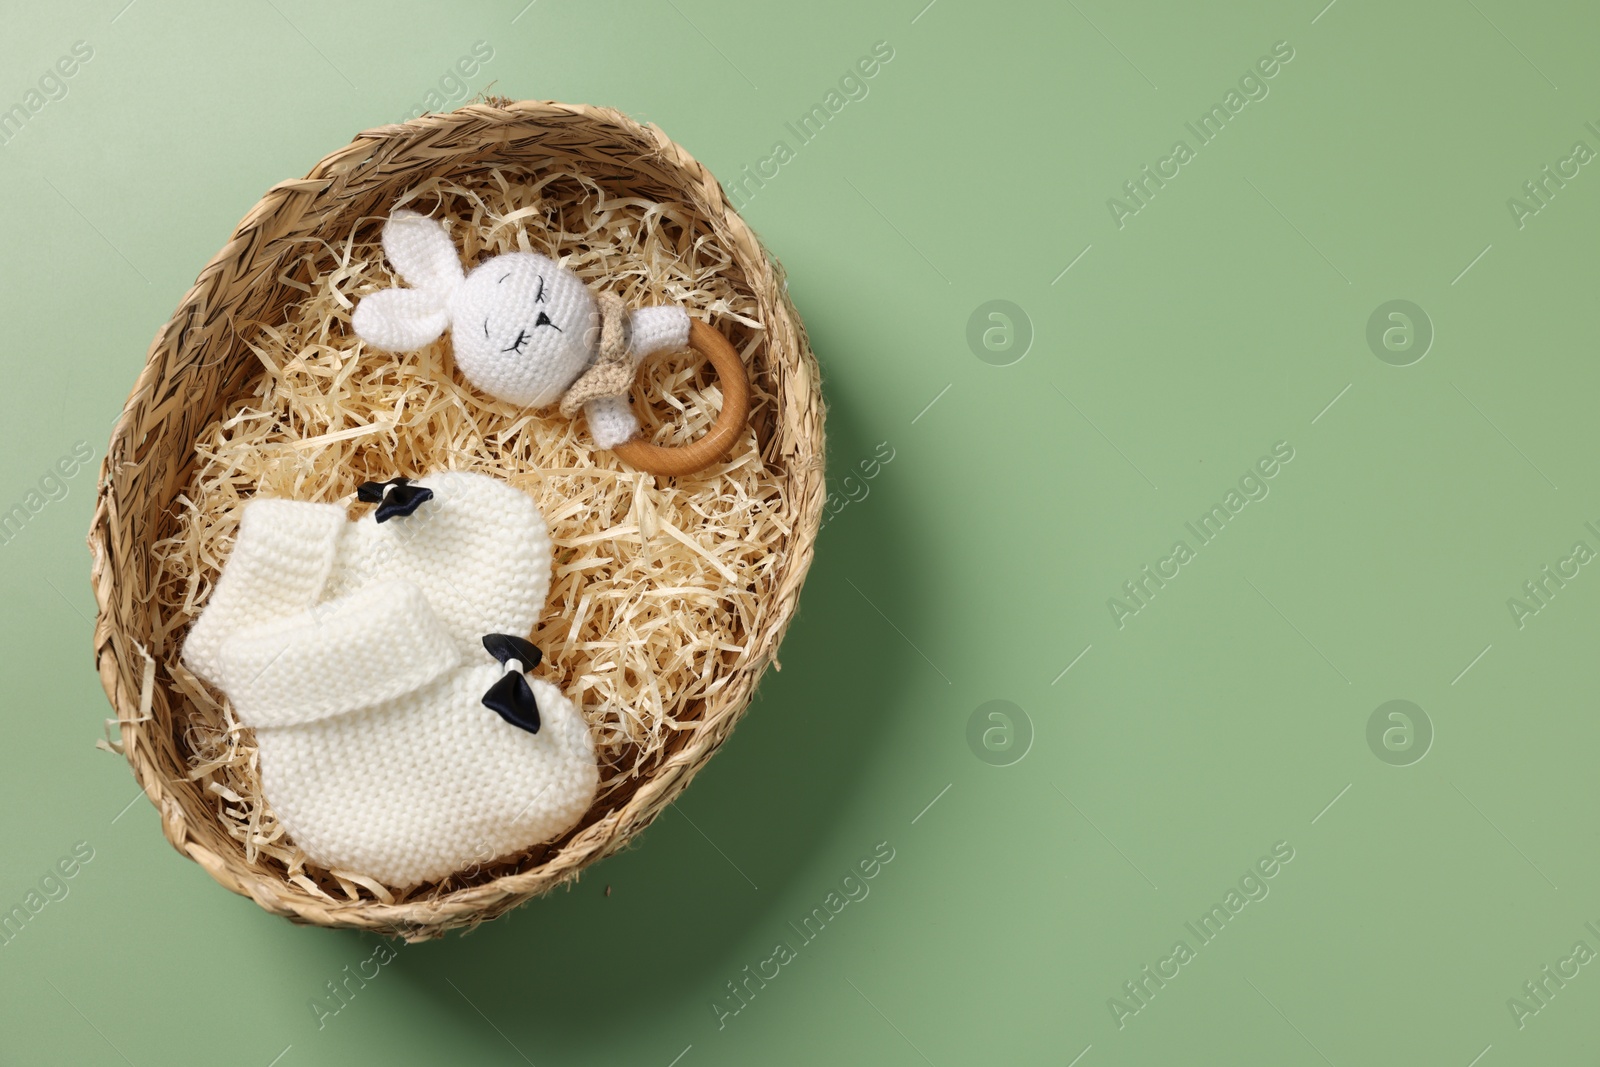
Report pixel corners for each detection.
[353,210,749,477]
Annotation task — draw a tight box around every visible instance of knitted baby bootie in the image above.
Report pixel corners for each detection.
[181,470,599,887]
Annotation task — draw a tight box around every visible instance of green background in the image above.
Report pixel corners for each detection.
[1,0,1596,1063]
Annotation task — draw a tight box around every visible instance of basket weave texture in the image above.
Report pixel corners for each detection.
[87,100,824,939]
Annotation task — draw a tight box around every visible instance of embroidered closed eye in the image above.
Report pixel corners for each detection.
[502,329,529,354]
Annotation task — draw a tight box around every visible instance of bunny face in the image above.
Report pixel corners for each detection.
[448,253,599,409]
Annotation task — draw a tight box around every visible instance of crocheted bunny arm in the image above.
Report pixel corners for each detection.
[575,305,693,450]
[628,306,691,361]
[213,579,460,729]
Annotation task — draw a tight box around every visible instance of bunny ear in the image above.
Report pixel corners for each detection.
[381,210,466,293]
[352,288,451,351]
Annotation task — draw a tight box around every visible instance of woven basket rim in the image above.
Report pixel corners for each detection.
[87,98,825,938]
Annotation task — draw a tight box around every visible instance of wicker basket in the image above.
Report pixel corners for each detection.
[87,99,824,939]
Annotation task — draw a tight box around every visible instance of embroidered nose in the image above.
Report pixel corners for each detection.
[534,311,559,331]
[355,477,433,522]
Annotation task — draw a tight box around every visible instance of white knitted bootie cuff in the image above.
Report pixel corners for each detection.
[216,579,460,727]
[182,498,349,683]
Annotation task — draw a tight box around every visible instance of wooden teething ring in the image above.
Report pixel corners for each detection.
[612,319,750,477]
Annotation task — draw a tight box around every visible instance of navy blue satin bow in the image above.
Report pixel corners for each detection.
[481,633,543,734]
[356,476,434,522]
